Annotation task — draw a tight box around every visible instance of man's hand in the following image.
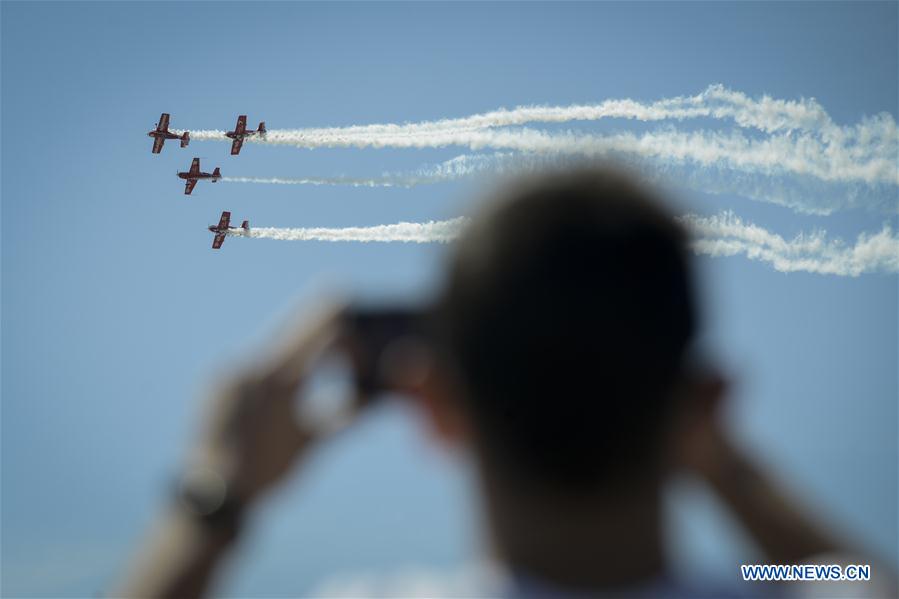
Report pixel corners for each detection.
[119,303,363,598]
[190,302,349,507]
[670,372,850,566]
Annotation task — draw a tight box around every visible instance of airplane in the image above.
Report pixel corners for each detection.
[177,158,221,195]
[148,113,189,154]
[209,211,249,249]
[225,115,266,155]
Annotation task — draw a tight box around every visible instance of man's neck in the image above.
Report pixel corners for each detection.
[483,475,666,592]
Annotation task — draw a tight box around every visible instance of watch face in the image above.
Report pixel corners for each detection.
[178,467,228,516]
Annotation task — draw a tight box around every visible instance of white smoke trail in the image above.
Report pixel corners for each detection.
[228,217,468,243]
[228,213,898,276]
[680,212,899,276]
[219,156,510,190]
[228,151,891,215]
[176,86,897,187]
[182,84,896,140]
[188,127,896,187]
[413,152,897,215]
[410,152,899,214]
[220,172,465,188]
[222,176,408,188]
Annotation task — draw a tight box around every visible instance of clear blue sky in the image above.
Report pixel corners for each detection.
[2,2,896,596]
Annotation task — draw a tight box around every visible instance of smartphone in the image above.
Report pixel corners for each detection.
[341,305,430,396]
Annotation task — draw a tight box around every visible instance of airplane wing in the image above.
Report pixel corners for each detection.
[218,211,231,229]
[235,115,247,135]
[230,138,244,155]
[184,179,197,195]
[152,136,164,154]
[157,113,170,132]
[212,234,226,250]
[189,157,200,176]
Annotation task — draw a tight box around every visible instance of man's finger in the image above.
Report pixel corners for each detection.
[263,300,347,391]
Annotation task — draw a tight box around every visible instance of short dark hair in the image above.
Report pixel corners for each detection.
[437,167,697,488]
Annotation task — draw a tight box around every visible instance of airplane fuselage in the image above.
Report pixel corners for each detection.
[148,129,181,141]
[209,224,248,235]
[178,171,219,181]
[226,130,260,140]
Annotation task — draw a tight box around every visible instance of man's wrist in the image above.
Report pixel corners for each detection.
[175,466,247,544]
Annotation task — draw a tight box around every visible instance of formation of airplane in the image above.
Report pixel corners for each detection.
[178,158,221,195]
[148,113,189,154]
[209,211,249,249]
[148,113,266,158]
[225,115,266,155]
[150,112,265,248]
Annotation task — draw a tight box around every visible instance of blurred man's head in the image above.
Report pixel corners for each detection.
[432,166,699,493]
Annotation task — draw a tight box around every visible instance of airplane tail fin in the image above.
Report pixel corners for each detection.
[241,220,249,231]
[212,167,221,180]
[181,132,190,147]
[258,122,266,135]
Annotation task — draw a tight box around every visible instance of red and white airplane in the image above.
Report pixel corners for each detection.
[225,115,266,155]
[148,113,189,154]
[209,211,249,249]
[178,158,221,195]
